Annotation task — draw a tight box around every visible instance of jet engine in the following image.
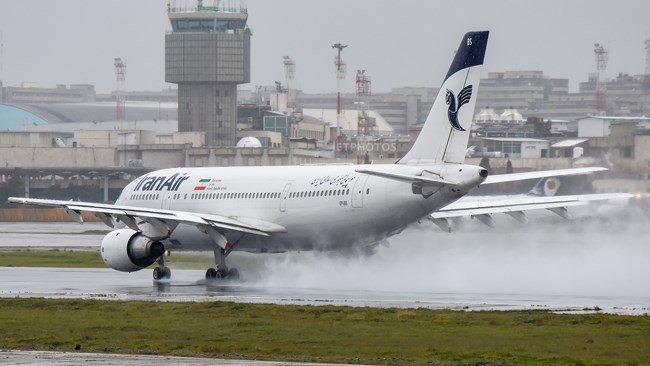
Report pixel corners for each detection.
[100,229,165,272]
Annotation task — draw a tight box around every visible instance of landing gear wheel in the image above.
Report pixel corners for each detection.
[216,268,229,279]
[206,268,217,279]
[153,266,164,280]
[227,268,240,280]
[153,266,171,280]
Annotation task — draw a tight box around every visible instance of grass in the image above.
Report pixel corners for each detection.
[1,252,649,364]
[0,249,107,268]
[0,249,215,269]
[0,298,648,365]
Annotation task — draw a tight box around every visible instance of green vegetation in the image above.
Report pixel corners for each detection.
[2,252,648,364]
[0,249,106,268]
[0,298,648,365]
[0,250,215,269]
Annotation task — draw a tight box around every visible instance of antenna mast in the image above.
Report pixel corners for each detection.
[0,30,4,84]
[283,55,295,104]
[332,42,347,151]
[113,57,127,120]
[356,69,372,164]
[594,43,609,114]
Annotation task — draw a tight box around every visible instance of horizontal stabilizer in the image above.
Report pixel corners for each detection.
[482,167,607,185]
[355,169,457,187]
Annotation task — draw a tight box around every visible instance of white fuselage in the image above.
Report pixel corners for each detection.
[115,163,484,252]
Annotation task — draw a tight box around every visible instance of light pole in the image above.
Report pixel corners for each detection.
[332,42,347,153]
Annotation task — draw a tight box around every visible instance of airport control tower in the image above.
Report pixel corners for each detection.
[165,0,251,146]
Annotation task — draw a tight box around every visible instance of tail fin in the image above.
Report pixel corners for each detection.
[527,177,561,197]
[398,31,489,165]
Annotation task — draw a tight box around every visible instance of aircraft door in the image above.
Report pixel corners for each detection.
[351,175,369,208]
[161,192,173,210]
[280,183,291,212]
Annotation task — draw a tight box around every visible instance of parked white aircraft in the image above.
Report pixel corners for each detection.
[430,177,633,230]
[9,31,631,280]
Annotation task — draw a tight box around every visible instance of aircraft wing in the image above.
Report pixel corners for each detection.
[7,197,287,237]
[431,192,634,219]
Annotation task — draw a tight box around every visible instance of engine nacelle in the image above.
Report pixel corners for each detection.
[100,229,165,272]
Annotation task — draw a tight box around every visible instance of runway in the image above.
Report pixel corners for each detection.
[1,218,649,315]
[0,350,367,366]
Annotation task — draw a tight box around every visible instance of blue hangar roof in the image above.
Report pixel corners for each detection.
[0,104,48,131]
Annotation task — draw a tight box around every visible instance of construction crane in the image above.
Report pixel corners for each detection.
[594,43,609,114]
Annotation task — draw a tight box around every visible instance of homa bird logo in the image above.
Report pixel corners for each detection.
[446,84,473,131]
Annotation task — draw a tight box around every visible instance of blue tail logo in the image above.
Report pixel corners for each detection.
[446,84,473,131]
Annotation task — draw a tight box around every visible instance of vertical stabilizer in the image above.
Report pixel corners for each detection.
[398,31,489,165]
[527,177,561,197]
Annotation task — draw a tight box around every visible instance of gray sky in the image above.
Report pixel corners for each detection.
[1,0,649,94]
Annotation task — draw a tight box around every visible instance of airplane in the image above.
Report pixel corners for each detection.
[9,31,632,281]
[429,177,634,230]
[428,177,561,230]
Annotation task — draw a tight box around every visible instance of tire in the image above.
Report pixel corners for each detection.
[163,267,171,279]
[206,268,217,279]
[227,268,240,280]
[216,268,228,279]
[153,267,163,280]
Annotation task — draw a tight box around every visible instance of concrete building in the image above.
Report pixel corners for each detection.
[165,1,251,146]
[0,131,69,148]
[577,116,650,138]
[293,87,436,135]
[480,137,550,159]
[72,130,205,148]
[475,71,569,116]
[0,83,96,104]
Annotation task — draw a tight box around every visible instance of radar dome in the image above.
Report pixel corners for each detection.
[236,136,262,148]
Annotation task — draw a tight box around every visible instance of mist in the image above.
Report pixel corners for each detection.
[249,214,650,300]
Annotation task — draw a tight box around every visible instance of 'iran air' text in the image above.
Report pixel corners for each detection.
[134,173,190,192]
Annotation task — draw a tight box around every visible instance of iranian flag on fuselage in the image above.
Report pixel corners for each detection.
[194,178,211,191]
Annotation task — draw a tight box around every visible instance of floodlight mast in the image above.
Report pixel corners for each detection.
[332,42,347,152]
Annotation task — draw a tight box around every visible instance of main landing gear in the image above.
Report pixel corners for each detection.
[152,254,171,280]
[205,245,239,281]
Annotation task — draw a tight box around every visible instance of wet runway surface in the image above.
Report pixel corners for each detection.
[1,266,648,315]
[0,222,108,251]
[1,219,649,315]
[0,350,365,366]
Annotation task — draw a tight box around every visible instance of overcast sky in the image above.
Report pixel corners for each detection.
[1,0,649,94]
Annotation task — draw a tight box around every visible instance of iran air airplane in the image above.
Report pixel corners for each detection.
[9,31,631,280]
